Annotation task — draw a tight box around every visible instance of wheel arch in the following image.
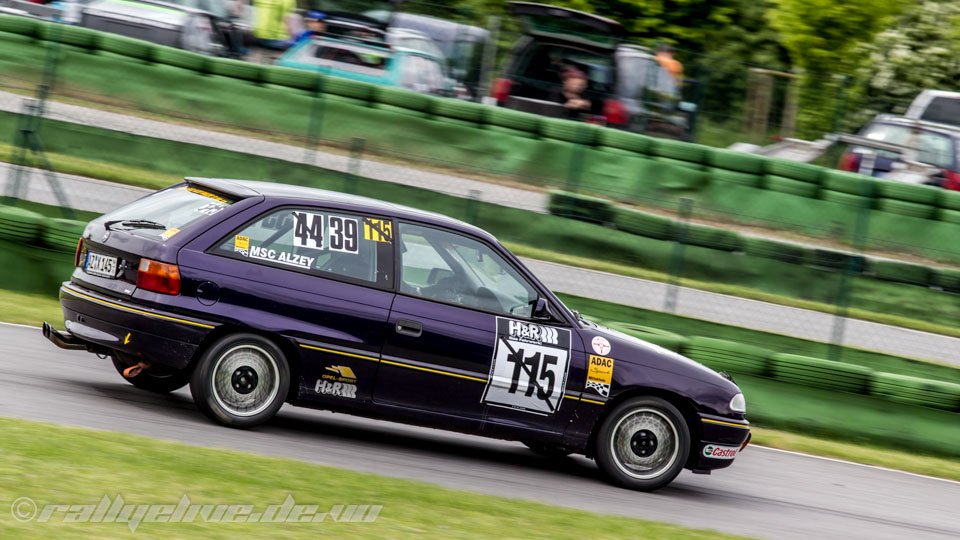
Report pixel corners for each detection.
[190,324,304,400]
[585,386,702,466]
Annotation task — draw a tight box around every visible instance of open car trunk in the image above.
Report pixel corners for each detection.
[507,2,626,50]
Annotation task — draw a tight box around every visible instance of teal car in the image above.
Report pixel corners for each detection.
[276,34,449,95]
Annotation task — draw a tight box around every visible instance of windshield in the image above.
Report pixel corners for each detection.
[860,123,955,169]
[617,54,678,101]
[100,185,235,239]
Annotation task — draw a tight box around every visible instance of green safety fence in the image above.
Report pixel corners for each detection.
[2,17,960,263]
[547,191,960,292]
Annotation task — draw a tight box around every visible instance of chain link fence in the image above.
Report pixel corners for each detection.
[1,30,958,367]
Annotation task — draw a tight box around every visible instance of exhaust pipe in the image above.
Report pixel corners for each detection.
[42,322,88,351]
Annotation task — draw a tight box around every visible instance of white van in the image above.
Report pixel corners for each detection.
[905,90,960,129]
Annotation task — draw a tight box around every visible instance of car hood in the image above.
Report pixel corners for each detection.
[584,321,741,396]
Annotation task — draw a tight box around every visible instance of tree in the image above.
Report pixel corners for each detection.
[767,0,902,136]
[851,0,960,128]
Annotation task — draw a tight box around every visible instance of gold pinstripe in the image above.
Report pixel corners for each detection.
[380,359,488,383]
[299,343,379,362]
[701,418,750,429]
[61,287,215,329]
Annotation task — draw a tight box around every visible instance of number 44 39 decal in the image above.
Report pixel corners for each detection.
[482,318,571,415]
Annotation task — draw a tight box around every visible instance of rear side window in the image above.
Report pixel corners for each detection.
[100,185,235,239]
[919,97,960,128]
[213,207,394,288]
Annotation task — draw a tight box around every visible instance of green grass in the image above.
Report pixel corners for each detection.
[751,427,960,482]
[0,289,62,326]
[0,417,749,539]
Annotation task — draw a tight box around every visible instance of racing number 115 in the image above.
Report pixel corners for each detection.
[506,349,558,401]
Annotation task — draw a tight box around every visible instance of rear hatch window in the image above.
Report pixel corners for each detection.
[860,123,955,169]
[100,185,235,240]
[74,185,237,297]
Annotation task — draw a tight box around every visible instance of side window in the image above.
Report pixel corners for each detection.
[214,207,394,287]
[399,223,539,317]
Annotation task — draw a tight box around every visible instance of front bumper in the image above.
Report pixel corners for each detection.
[48,283,217,369]
[691,414,751,471]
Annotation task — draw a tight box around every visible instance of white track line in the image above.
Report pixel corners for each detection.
[752,445,960,485]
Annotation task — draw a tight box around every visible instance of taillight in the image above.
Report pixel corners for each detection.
[839,152,861,172]
[492,78,512,102]
[943,170,960,191]
[137,258,181,295]
[603,99,628,126]
[74,238,84,267]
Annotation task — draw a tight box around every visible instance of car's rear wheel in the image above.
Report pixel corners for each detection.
[594,396,690,491]
[112,353,189,394]
[189,334,289,429]
[522,441,574,458]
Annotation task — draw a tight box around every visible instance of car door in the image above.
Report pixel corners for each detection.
[373,222,582,437]
[181,204,396,405]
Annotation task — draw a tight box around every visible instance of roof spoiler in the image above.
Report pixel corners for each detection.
[184,177,262,199]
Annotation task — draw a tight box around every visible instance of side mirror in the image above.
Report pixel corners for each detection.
[531,297,552,321]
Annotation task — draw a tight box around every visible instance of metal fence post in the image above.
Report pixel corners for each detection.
[664,198,694,313]
[303,70,327,165]
[344,137,365,194]
[828,181,874,361]
[465,189,480,224]
[564,123,587,192]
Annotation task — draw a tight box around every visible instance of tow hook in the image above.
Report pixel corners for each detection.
[122,361,151,379]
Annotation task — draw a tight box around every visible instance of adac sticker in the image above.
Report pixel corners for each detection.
[160,227,180,240]
[591,336,611,356]
[233,234,250,256]
[585,355,614,397]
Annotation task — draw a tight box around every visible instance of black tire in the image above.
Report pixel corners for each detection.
[594,397,690,491]
[112,353,189,394]
[523,441,574,459]
[189,333,290,429]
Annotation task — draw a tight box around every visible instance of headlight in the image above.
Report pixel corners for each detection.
[729,393,746,413]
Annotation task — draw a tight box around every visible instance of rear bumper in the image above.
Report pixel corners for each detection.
[690,414,751,471]
[52,282,217,369]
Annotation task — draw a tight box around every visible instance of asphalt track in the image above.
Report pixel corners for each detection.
[1,324,956,540]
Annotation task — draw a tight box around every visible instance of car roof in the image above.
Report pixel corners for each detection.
[186,177,495,241]
[871,114,960,137]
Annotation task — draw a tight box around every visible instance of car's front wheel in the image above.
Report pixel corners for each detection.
[594,396,690,491]
[112,353,190,394]
[189,334,290,429]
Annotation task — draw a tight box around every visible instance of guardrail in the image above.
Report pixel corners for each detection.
[605,321,960,413]
[1,15,959,266]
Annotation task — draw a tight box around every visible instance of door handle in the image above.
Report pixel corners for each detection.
[395,319,422,337]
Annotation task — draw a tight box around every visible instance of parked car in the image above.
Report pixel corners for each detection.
[276,18,449,95]
[43,178,750,491]
[79,0,249,56]
[839,115,960,190]
[905,90,960,129]
[491,2,695,139]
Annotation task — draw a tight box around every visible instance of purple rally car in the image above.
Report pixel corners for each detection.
[43,178,750,491]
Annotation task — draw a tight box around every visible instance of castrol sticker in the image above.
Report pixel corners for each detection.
[703,444,739,460]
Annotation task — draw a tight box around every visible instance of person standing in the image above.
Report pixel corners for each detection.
[655,43,684,85]
[251,0,298,52]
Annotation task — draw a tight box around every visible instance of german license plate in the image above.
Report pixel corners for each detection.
[84,252,119,278]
